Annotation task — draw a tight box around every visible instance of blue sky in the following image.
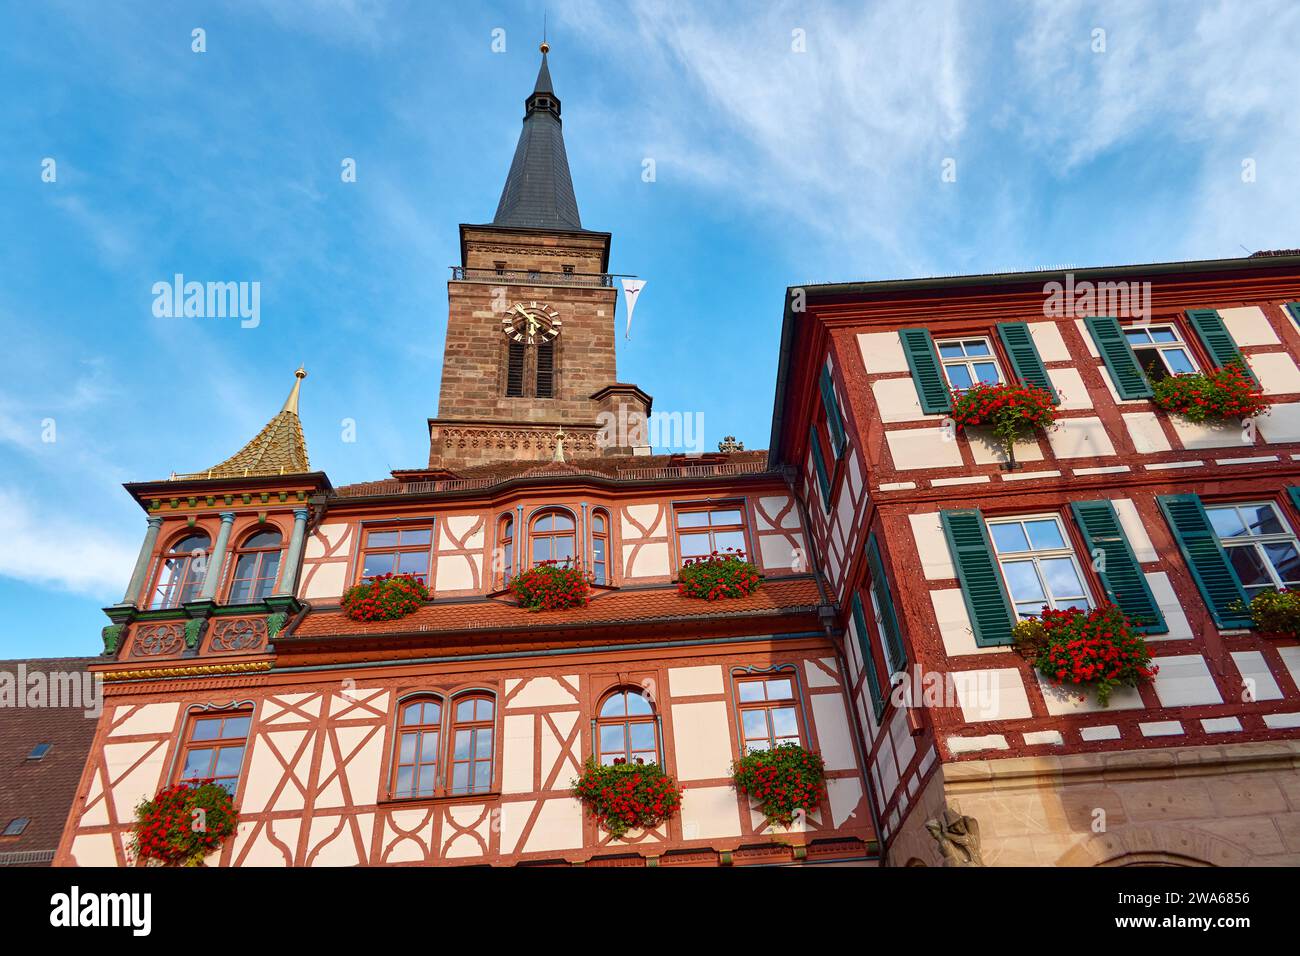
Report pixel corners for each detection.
[2,0,1297,658]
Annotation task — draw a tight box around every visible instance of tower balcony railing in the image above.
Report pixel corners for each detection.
[450,266,623,288]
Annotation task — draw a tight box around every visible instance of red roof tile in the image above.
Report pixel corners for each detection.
[290,577,823,639]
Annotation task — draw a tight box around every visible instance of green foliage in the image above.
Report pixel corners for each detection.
[571,758,682,837]
[511,561,592,612]
[677,551,762,600]
[1150,364,1270,423]
[1235,589,1300,637]
[731,743,826,826]
[130,780,238,867]
[341,573,430,622]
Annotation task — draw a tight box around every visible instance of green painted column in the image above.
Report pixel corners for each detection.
[274,508,310,597]
[119,516,164,607]
[199,511,236,601]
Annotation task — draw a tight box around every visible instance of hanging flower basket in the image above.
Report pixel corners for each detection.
[950,382,1056,466]
[1012,604,1158,706]
[341,573,429,622]
[677,551,762,600]
[731,743,826,826]
[511,560,592,611]
[129,779,238,867]
[1233,588,1300,638]
[1151,364,1270,424]
[571,757,683,838]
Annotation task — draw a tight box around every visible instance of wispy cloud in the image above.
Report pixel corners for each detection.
[0,487,136,599]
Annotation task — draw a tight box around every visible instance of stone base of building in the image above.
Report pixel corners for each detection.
[886,741,1300,867]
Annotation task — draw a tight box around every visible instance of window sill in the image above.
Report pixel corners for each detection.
[376,791,501,809]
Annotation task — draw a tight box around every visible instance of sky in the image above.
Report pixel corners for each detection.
[1,0,1298,658]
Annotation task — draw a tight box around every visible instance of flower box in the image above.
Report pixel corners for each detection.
[511,560,592,611]
[130,779,238,867]
[1235,588,1300,639]
[949,382,1056,466]
[1013,604,1157,706]
[677,551,762,600]
[731,743,825,826]
[1150,365,1270,424]
[341,573,429,622]
[571,757,683,837]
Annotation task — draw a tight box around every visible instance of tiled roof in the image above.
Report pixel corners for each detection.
[179,369,310,479]
[290,577,823,640]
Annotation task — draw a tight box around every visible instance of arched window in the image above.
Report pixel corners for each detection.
[530,509,575,566]
[227,528,283,603]
[499,515,515,587]
[596,688,658,766]
[591,509,610,585]
[393,697,443,799]
[449,695,495,795]
[151,532,211,609]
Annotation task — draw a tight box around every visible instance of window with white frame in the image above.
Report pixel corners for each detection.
[1122,323,1198,380]
[1206,502,1300,597]
[987,515,1093,619]
[936,337,1003,391]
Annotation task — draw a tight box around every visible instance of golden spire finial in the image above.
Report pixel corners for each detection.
[282,365,307,415]
[539,41,549,54]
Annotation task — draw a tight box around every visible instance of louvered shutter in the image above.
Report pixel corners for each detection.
[899,328,952,414]
[940,509,1016,646]
[997,322,1059,403]
[1157,493,1252,628]
[851,594,885,719]
[1285,302,1300,329]
[1070,501,1166,633]
[866,533,906,672]
[1084,316,1152,399]
[535,340,555,397]
[505,342,526,397]
[809,426,831,510]
[820,365,846,457]
[1185,308,1258,386]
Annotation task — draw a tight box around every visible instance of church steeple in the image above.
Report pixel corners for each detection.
[491,44,584,232]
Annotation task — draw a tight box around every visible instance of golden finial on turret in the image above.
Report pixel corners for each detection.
[540,41,550,54]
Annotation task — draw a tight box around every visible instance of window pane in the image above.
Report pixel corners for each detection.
[1226,546,1271,589]
[221,716,250,739]
[1207,507,1248,539]
[990,523,1031,553]
[593,515,605,532]
[534,515,553,533]
[713,530,746,554]
[974,362,1000,384]
[600,694,626,717]
[394,766,414,797]
[600,725,624,753]
[552,514,574,531]
[451,763,469,793]
[454,730,471,760]
[625,692,652,716]
[213,746,244,779]
[532,538,551,563]
[417,764,437,796]
[737,681,765,703]
[363,552,395,577]
[1149,327,1178,343]
[964,340,991,356]
[945,364,974,390]
[400,528,432,545]
[174,533,211,554]
[244,530,281,548]
[1165,349,1195,374]
[679,533,711,557]
[1001,560,1046,604]
[422,702,441,724]
[677,511,708,528]
[766,678,794,699]
[456,699,475,722]
[403,703,422,724]
[367,531,399,548]
[710,509,743,527]
[191,719,221,741]
[419,732,439,762]
[1040,557,1086,601]
[473,761,491,791]
[476,727,493,755]
[398,552,429,578]
[741,710,768,740]
[937,342,966,358]
[770,707,799,740]
[399,732,417,764]
[1263,542,1300,584]
[180,749,212,779]
[1024,519,1066,551]
[629,722,656,750]
[1124,329,1153,345]
[1244,505,1284,536]
[554,537,575,562]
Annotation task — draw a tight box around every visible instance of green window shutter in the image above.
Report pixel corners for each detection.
[808,426,831,511]
[1084,316,1152,399]
[1185,308,1258,386]
[939,509,1016,646]
[899,328,952,414]
[1285,302,1300,330]
[1157,494,1252,629]
[1289,486,1300,515]
[850,594,885,719]
[819,365,847,458]
[996,322,1059,404]
[866,533,907,672]
[1069,501,1166,634]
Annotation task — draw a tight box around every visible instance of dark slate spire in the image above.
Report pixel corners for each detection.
[491,44,584,232]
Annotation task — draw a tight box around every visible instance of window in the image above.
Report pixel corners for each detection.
[505,341,526,397]
[937,337,1003,391]
[536,340,555,398]
[176,709,252,795]
[2,819,29,836]
[360,525,432,581]
[27,743,51,760]
[676,505,747,561]
[1123,323,1198,381]
[393,697,442,799]
[1206,502,1300,597]
[591,509,610,585]
[227,528,282,603]
[561,264,575,275]
[530,510,576,566]
[736,675,803,753]
[150,532,211,609]
[449,696,495,795]
[498,515,515,587]
[596,688,658,765]
[988,515,1093,620]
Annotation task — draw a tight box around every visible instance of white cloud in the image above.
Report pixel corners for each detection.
[0,488,137,599]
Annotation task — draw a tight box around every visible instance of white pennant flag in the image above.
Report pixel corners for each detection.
[620,278,646,338]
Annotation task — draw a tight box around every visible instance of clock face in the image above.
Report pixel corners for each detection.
[501,302,562,344]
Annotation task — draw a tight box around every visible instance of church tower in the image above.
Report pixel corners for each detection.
[428,45,650,469]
